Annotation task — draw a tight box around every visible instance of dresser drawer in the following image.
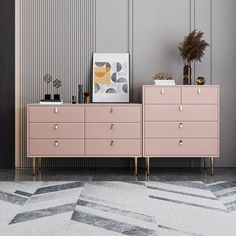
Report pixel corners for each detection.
[85,139,141,156]
[29,123,84,139]
[145,105,218,121]
[85,123,141,139]
[85,106,141,123]
[28,139,84,156]
[182,86,218,104]
[28,106,84,123]
[145,122,218,138]
[143,86,181,104]
[144,139,218,156]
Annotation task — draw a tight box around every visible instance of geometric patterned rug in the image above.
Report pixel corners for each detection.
[0,181,236,236]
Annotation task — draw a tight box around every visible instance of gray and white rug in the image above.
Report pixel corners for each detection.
[0,181,236,236]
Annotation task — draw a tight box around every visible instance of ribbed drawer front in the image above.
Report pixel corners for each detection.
[85,123,141,139]
[29,106,84,123]
[85,139,141,156]
[29,123,84,139]
[182,86,218,104]
[85,106,141,123]
[145,122,218,138]
[144,86,181,104]
[29,139,84,156]
[145,105,218,121]
[144,139,218,156]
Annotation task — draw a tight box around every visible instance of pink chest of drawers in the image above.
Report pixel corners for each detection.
[27,104,142,175]
[143,85,219,175]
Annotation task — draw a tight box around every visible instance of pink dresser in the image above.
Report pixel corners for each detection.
[143,85,219,175]
[27,104,142,175]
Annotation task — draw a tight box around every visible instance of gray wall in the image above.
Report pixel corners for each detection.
[18,0,236,167]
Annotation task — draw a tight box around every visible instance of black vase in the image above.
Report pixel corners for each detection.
[183,64,191,85]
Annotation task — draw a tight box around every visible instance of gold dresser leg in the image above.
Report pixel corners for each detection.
[204,158,207,170]
[32,157,36,176]
[145,157,150,176]
[38,158,42,170]
[134,157,138,176]
[210,157,214,176]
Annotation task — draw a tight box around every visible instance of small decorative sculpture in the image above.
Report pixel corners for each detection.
[53,79,62,101]
[153,72,172,80]
[43,74,52,100]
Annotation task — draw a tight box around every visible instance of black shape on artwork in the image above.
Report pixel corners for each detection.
[117,62,122,72]
[106,88,117,93]
[117,78,127,83]
[95,83,100,93]
[95,62,106,67]
[111,73,117,82]
[122,84,128,93]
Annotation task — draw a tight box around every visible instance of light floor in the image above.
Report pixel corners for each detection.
[0,181,236,236]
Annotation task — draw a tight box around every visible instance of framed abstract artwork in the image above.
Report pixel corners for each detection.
[92,53,129,103]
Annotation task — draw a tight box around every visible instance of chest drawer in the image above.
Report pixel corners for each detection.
[182,86,218,104]
[145,105,218,121]
[144,139,218,156]
[28,139,84,156]
[85,123,141,139]
[28,106,84,123]
[145,122,218,138]
[143,86,181,104]
[85,139,141,156]
[85,106,141,123]
[29,123,84,139]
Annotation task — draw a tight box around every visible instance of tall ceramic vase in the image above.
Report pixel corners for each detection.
[183,64,191,85]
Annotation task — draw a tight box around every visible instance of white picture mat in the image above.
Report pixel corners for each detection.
[92,53,130,103]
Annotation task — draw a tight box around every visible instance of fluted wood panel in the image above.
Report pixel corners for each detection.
[20,0,95,168]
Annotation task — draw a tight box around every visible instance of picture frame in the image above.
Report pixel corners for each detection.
[92,53,130,103]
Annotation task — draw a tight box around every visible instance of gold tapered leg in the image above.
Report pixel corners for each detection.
[32,158,36,176]
[134,157,138,176]
[204,158,207,170]
[38,158,42,170]
[145,157,150,176]
[210,157,214,176]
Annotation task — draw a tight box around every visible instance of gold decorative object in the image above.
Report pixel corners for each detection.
[196,77,205,85]
[43,74,52,100]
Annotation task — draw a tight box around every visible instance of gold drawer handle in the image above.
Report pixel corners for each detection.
[160,88,165,95]
[179,140,183,146]
[110,124,114,129]
[110,108,113,113]
[110,140,114,146]
[179,105,183,112]
[179,123,183,129]
[54,124,59,130]
[54,141,59,147]
[197,88,201,95]
[54,107,59,113]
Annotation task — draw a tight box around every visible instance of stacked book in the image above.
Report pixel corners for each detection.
[39,99,63,105]
[153,80,176,86]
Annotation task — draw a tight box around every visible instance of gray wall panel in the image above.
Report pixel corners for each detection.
[18,0,236,167]
[212,0,236,167]
[20,0,95,168]
[96,0,129,52]
[133,0,191,103]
